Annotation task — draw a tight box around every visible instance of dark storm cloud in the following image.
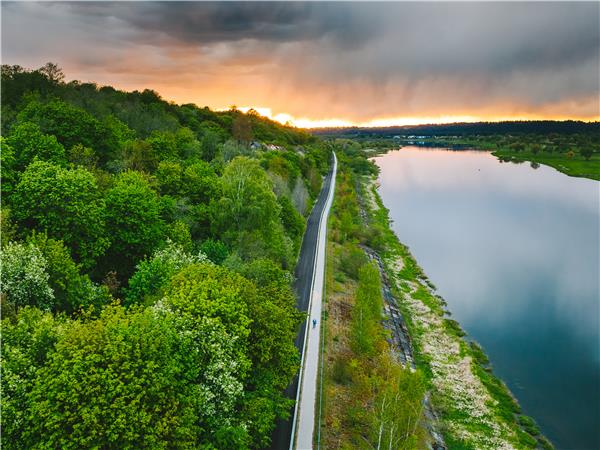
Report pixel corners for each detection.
[2,1,599,122]
[53,2,598,73]
[61,2,380,48]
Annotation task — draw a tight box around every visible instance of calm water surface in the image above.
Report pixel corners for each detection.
[373,147,599,450]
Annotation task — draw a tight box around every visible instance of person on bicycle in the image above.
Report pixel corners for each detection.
[312,318,317,328]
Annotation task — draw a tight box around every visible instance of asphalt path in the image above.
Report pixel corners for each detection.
[269,152,337,450]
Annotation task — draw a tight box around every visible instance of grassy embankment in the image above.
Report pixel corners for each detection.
[361,175,554,450]
[318,165,428,449]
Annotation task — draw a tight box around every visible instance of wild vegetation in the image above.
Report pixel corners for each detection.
[317,139,554,449]
[0,63,331,449]
[319,144,427,449]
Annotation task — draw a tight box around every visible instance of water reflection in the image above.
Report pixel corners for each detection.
[373,147,599,450]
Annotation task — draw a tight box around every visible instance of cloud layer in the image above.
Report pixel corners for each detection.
[2,2,599,124]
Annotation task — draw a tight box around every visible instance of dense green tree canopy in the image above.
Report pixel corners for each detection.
[27,233,111,314]
[213,156,292,266]
[163,262,300,445]
[182,161,220,204]
[125,241,208,306]
[25,305,246,449]
[0,64,331,450]
[12,160,109,268]
[5,122,66,170]
[18,99,115,156]
[1,308,67,448]
[104,171,165,277]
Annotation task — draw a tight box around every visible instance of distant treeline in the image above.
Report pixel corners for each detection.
[313,120,600,138]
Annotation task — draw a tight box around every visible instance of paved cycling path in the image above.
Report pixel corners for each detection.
[269,152,337,450]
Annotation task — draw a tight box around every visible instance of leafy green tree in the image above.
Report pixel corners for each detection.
[1,241,54,310]
[182,161,220,203]
[175,127,202,159]
[102,114,135,147]
[237,258,294,291]
[212,157,292,266]
[278,194,305,254]
[104,171,165,277]
[12,160,109,268]
[165,220,193,252]
[5,121,67,170]
[1,308,66,449]
[25,305,247,449]
[164,263,300,445]
[27,232,111,313]
[164,264,252,368]
[156,160,183,196]
[201,129,220,161]
[580,147,594,161]
[17,99,113,156]
[146,130,179,161]
[125,240,208,306]
[198,239,229,265]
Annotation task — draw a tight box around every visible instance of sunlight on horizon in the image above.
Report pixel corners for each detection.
[236,107,600,129]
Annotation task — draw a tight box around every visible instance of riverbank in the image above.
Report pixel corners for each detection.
[360,174,554,450]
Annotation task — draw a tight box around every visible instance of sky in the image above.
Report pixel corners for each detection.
[2,1,599,127]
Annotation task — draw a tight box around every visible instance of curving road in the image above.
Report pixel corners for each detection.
[269,152,337,450]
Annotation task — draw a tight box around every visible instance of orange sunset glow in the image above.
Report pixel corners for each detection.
[3,2,599,126]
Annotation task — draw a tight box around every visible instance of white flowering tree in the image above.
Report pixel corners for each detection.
[1,241,54,310]
[125,239,208,306]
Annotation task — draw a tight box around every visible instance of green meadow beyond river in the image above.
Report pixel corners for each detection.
[373,147,599,450]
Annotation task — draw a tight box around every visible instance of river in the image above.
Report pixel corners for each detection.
[373,146,599,450]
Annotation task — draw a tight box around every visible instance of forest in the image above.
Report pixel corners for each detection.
[0,63,332,449]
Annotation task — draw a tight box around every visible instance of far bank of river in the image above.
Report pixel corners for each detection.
[373,147,599,449]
